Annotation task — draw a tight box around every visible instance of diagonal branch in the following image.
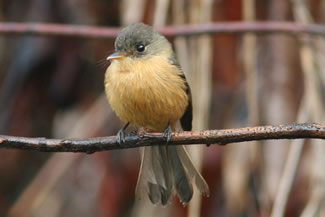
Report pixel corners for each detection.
[1,22,325,38]
[0,123,324,153]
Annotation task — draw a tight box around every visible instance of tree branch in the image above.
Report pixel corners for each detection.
[0,22,325,38]
[0,123,324,153]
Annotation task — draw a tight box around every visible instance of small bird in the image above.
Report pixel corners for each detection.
[105,23,209,205]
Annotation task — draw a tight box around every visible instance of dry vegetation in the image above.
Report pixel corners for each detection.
[0,0,324,217]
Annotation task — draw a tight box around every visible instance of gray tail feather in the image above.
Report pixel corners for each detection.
[176,146,210,197]
[135,146,172,205]
[168,146,193,204]
[135,145,209,205]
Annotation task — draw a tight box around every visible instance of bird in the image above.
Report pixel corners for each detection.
[104,23,209,205]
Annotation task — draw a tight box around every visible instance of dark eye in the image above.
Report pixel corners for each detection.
[136,44,145,52]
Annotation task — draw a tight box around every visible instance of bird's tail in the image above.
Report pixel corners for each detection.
[135,145,210,205]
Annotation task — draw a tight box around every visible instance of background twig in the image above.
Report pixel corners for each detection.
[1,22,325,38]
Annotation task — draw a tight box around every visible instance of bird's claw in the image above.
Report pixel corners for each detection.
[163,124,172,143]
[116,128,126,144]
[116,122,130,144]
[128,130,138,137]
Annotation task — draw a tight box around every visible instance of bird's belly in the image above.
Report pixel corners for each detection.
[119,94,183,131]
[105,63,188,131]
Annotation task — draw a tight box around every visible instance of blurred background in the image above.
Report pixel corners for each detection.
[0,0,324,217]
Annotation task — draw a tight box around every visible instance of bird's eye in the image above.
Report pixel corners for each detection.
[136,44,145,52]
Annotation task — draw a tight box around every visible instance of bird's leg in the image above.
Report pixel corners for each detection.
[163,123,172,143]
[116,122,130,144]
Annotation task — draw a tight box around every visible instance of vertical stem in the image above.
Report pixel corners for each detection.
[187,0,213,217]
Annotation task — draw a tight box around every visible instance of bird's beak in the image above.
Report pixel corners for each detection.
[106,52,128,61]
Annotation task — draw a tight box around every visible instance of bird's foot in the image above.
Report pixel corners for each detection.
[163,124,172,143]
[116,128,126,144]
[128,130,138,137]
[116,122,130,144]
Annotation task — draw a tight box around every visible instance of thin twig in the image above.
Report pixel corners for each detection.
[0,123,324,153]
[1,22,325,38]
